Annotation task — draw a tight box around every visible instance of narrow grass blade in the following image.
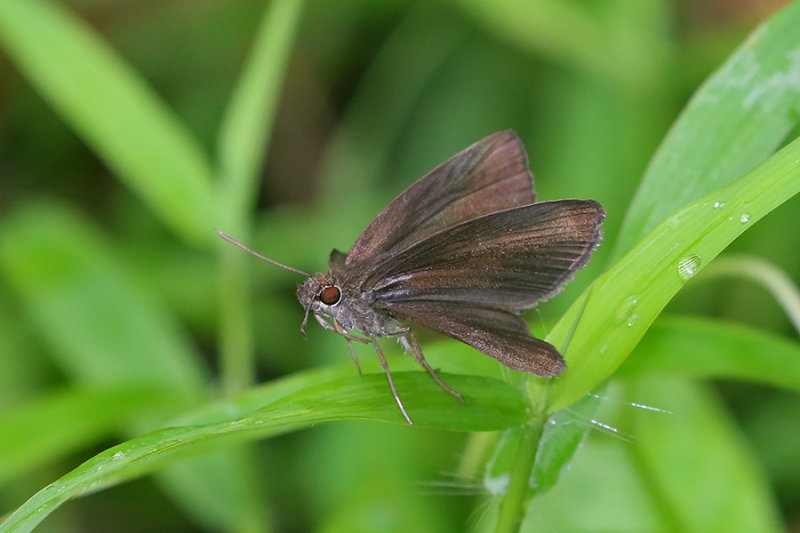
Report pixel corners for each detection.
[521,380,781,532]
[217,0,304,219]
[0,201,206,390]
[613,0,800,258]
[623,378,782,533]
[548,134,800,411]
[215,0,304,395]
[0,0,215,243]
[701,255,800,334]
[0,387,185,486]
[0,202,261,530]
[619,315,800,391]
[0,372,528,533]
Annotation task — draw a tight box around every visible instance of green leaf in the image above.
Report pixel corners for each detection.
[215,0,304,394]
[217,0,305,220]
[700,255,800,334]
[613,0,800,258]
[0,202,262,531]
[318,5,468,206]
[623,378,782,532]
[0,201,205,390]
[0,386,185,485]
[619,315,800,391]
[528,389,604,494]
[0,0,215,243]
[522,379,781,532]
[542,0,800,409]
[547,132,800,412]
[0,372,528,533]
[499,6,800,523]
[451,0,668,90]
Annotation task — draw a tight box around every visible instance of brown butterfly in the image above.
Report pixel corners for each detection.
[218,130,605,425]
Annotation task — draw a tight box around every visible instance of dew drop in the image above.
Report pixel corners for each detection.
[616,295,640,325]
[626,314,639,327]
[740,213,750,223]
[677,254,702,281]
[713,201,726,209]
[112,452,126,461]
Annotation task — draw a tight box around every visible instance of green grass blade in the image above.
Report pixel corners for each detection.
[217,0,304,221]
[613,0,800,259]
[0,0,215,243]
[451,0,668,90]
[619,315,800,391]
[0,372,528,533]
[318,6,467,205]
[0,201,206,390]
[521,380,781,532]
[0,387,185,486]
[215,0,304,394]
[701,255,800,333]
[528,390,604,495]
[0,303,41,407]
[501,7,800,521]
[0,203,263,533]
[624,378,782,533]
[547,134,800,411]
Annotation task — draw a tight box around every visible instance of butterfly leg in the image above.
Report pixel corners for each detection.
[401,332,464,403]
[333,320,362,376]
[371,337,414,426]
[313,314,370,374]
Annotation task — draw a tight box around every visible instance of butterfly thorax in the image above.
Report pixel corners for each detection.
[296,269,401,338]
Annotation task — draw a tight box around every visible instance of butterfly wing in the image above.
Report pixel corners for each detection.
[366,199,605,311]
[345,130,536,265]
[378,301,566,376]
[338,131,603,377]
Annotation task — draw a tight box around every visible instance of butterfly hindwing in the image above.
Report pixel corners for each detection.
[379,300,566,376]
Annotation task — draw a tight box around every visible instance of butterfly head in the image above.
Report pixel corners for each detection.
[297,272,346,335]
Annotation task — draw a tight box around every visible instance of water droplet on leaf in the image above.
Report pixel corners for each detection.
[678,254,702,281]
[616,295,640,325]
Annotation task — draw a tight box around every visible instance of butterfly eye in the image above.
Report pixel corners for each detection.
[320,286,341,306]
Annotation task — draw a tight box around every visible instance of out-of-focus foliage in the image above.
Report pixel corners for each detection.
[1,0,799,532]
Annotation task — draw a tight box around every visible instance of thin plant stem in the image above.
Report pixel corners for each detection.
[216,0,304,395]
[219,237,255,395]
[494,416,546,533]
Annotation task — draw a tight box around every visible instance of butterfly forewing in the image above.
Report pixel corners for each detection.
[345,130,536,266]
[365,200,605,311]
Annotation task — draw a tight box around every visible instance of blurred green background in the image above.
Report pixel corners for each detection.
[2,0,800,531]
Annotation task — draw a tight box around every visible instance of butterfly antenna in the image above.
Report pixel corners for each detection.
[215,229,310,277]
